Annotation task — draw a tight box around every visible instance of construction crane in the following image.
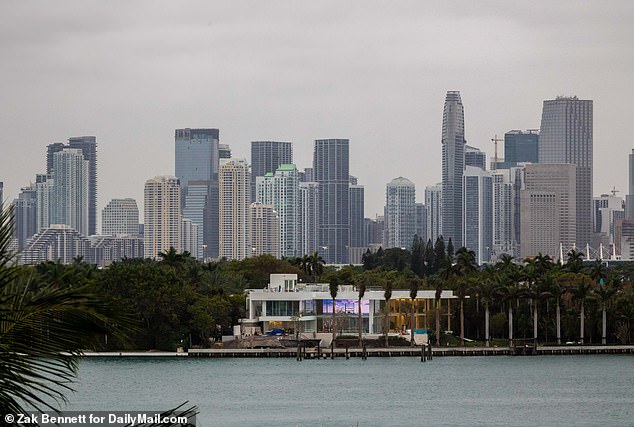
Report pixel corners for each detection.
[491,134,503,170]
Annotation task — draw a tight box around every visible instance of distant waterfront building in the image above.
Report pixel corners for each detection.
[463,166,493,264]
[465,145,486,170]
[90,235,144,267]
[181,218,200,259]
[250,202,280,258]
[20,224,93,265]
[593,194,624,246]
[67,137,98,236]
[626,150,634,219]
[219,159,251,260]
[251,141,293,202]
[349,184,366,248]
[415,203,427,242]
[425,183,442,244]
[175,128,220,259]
[384,177,416,249]
[102,198,139,236]
[303,168,314,183]
[441,91,466,248]
[520,163,576,259]
[51,148,89,236]
[492,167,524,259]
[539,96,593,248]
[365,216,384,246]
[35,174,53,233]
[314,139,350,263]
[299,182,319,256]
[13,185,38,250]
[496,130,539,169]
[219,143,232,159]
[144,176,181,259]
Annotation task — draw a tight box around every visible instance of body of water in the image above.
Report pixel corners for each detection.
[64,355,633,426]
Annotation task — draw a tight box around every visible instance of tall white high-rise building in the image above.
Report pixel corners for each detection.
[219,159,251,260]
[299,182,319,256]
[441,91,466,248]
[463,166,493,264]
[181,218,200,259]
[102,198,140,236]
[425,183,442,244]
[256,164,300,258]
[250,202,280,258]
[144,176,181,259]
[51,148,89,236]
[492,167,525,260]
[384,177,416,249]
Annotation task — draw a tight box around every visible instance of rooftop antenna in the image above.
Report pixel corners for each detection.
[611,186,619,196]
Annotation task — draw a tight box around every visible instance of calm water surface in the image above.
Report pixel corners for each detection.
[65,355,634,426]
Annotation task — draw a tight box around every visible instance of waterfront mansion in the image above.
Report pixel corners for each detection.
[241,274,457,339]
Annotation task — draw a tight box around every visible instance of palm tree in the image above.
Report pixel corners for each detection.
[496,277,525,347]
[437,256,457,345]
[356,275,367,346]
[409,277,420,346]
[572,275,594,345]
[383,278,393,347]
[308,252,325,282]
[565,249,585,274]
[594,277,617,345]
[477,271,498,347]
[329,276,339,348]
[0,207,132,415]
[455,247,477,346]
[430,276,443,346]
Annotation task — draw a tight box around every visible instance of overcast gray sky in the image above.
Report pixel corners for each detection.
[1,1,633,223]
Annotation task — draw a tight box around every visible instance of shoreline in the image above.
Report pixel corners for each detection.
[81,345,634,358]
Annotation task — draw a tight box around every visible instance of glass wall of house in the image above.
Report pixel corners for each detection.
[317,299,370,334]
[371,299,433,334]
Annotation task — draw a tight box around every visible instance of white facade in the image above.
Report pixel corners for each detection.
[144,176,181,259]
[250,202,280,258]
[425,183,442,244]
[51,148,89,236]
[244,274,457,336]
[384,177,416,249]
[102,198,139,236]
[219,159,250,260]
[181,218,200,259]
[462,166,493,264]
[299,182,319,256]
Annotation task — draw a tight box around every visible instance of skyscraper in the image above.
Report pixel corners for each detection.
[425,183,442,244]
[46,137,97,236]
[251,141,293,202]
[441,91,466,248]
[463,166,493,264]
[219,159,251,260]
[348,183,366,264]
[465,145,486,170]
[626,150,634,219]
[68,137,98,236]
[314,139,349,264]
[492,167,524,259]
[299,182,319,256]
[256,164,300,258]
[102,198,140,236]
[497,130,539,168]
[51,148,90,236]
[13,185,38,250]
[384,177,416,249]
[520,163,576,259]
[539,96,593,247]
[250,202,280,258]
[415,203,427,242]
[175,128,220,258]
[144,176,181,259]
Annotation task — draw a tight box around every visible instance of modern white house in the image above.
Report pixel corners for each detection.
[241,274,457,340]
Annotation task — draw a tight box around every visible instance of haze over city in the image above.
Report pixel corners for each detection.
[1,1,633,218]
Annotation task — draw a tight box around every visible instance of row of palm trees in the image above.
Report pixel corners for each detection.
[325,247,633,347]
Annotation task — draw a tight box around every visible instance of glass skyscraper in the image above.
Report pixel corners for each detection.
[250,141,293,202]
[175,128,220,258]
[384,177,416,249]
[539,96,593,247]
[441,91,466,248]
[314,139,349,264]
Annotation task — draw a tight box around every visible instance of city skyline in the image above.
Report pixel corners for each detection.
[1,2,632,220]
